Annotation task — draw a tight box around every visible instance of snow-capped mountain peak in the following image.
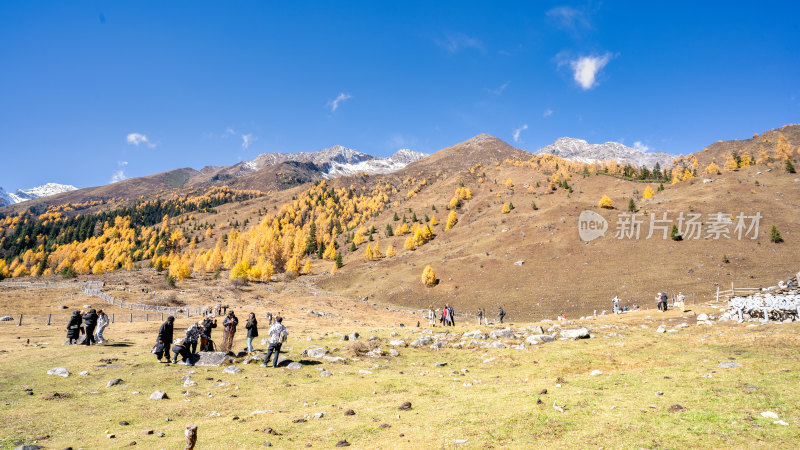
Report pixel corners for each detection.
[0,182,78,206]
[534,137,674,168]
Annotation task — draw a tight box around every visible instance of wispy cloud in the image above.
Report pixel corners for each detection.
[487,81,510,95]
[547,6,593,32]
[513,124,529,143]
[436,32,485,54]
[223,128,256,149]
[543,109,553,118]
[569,53,613,90]
[328,93,352,112]
[633,141,650,152]
[126,133,155,147]
[110,161,128,183]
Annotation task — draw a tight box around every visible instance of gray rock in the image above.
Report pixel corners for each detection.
[718,361,742,369]
[184,379,197,387]
[106,378,123,387]
[312,412,326,419]
[222,365,243,374]
[526,334,554,344]
[286,362,302,370]
[305,348,328,358]
[79,371,90,376]
[488,341,506,348]
[14,445,44,450]
[696,313,708,321]
[389,340,407,347]
[320,370,332,377]
[434,362,447,367]
[192,352,234,367]
[388,349,400,357]
[47,367,70,377]
[429,342,446,350]
[528,326,544,334]
[560,328,590,339]
[243,354,267,364]
[656,325,666,333]
[322,356,347,363]
[514,260,525,266]
[410,337,433,347]
[59,305,68,309]
[366,348,384,358]
[149,391,168,400]
[0,316,13,321]
[489,328,515,339]
[348,332,360,341]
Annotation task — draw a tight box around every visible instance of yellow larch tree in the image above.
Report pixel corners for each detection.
[421,265,437,287]
[385,244,396,258]
[642,185,655,200]
[598,195,614,209]
[302,259,312,275]
[445,210,458,230]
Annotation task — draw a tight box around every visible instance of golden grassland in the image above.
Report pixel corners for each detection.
[1,280,799,449]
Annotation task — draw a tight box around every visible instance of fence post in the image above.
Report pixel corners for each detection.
[130,313,133,323]
[731,282,734,296]
[161,312,164,321]
[716,286,719,302]
[17,314,22,326]
[47,313,51,326]
[146,314,148,322]
[112,314,114,324]
[186,309,190,318]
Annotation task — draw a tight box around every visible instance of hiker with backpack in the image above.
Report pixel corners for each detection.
[66,311,82,345]
[154,315,174,363]
[261,316,288,368]
[200,315,217,352]
[499,307,506,324]
[95,309,109,343]
[184,320,202,354]
[245,312,258,354]
[448,305,455,326]
[221,311,239,353]
[82,309,99,345]
[171,338,193,365]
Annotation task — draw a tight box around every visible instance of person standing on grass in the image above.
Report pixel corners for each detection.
[612,296,621,314]
[184,320,202,354]
[477,308,483,326]
[498,306,506,324]
[156,316,174,363]
[661,292,669,312]
[200,315,217,352]
[266,312,273,327]
[428,305,436,327]
[245,312,258,354]
[221,311,239,353]
[66,311,82,344]
[82,309,98,345]
[448,305,456,326]
[94,309,109,343]
[261,316,288,368]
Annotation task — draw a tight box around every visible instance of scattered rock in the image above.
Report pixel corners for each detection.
[305,348,328,358]
[434,362,447,367]
[312,412,326,419]
[79,371,89,376]
[761,411,779,420]
[184,379,197,387]
[389,340,407,347]
[526,334,554,344]
[454,438,468,445]
[488,341,506,349]
[718,361,742,369]
[149,391,168,400]
[560,328,590,339]
[141,430,154,435]
[590,370,602,376]
[656,325,666,333]
[323,356,347,364]
[398,401,412,411]
[489,328,515,339]
[655,391,664,396]
[157,432,165,437]
[774,420,789,426]
[668,404,685,412]
[344,409,356,416]
[13,446,43,450]
[292,418,307,423]
[107,378,123,387]
[320,370,332,377]
[223,365,243,374]
[47,367,70,378]
[119,421,129,426]
[696,313,709,321]
[286,362,302,370]
[336,440,351,447]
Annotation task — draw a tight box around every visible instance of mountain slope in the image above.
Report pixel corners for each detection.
[690,124,800,166]
[0,183,78,206]
[405,134,530,172]
[535,137,674,168]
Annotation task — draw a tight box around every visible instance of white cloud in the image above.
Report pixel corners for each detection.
[126,133,155,147]
[547,6,592,31]
[513,124,528,143]
[487,81,510,95]
[437,32,484,54]
[570,53,612,90]
[633,141,650,152]
[543,109,553,118]
[328,93,352,112]
[241,133,255,149]
[110,161,128,183]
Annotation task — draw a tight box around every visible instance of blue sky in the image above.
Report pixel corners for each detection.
[1,1,799,190]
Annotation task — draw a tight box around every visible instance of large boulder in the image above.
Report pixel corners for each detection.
[222,365,243,374]
[528,326,544,334]
[149,391,168,400]
[305,348,328,358]
[526,334,554,344]
[191,352,233,367]
[409,337,433,347]
[489,328,515,339]
[559,328,590,340]
[389,340,407,347]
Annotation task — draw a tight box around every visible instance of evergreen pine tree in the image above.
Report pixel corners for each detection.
[770,225,784,243]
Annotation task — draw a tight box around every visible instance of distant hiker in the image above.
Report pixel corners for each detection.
[477,308,483,325]
[266,312,273,327]
[448,305,455,326]
[221,311,239,353]
[427,305,436,327]
[82,309,99,345]
[66,311,82,344]
[499,307,506,324]
[200,315,217,352]
[441,305,450,326]
[655,293,663,311]
[95,309,109,343]
[612,296,621,314]
[676,292,687,312]
[171,338,193,365]
[156,315,175,363]
[657,292,668,312]
[261,316,288,368]
[245,312,258,354]
[482,308,487,325]
[184,321,202,354]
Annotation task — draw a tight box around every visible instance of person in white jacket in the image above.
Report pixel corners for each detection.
[95,310,110,343]
[261,317,288,368]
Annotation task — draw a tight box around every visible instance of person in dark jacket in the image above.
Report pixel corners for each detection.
[184,321,202,354]
[245,312,258,354]
[82,309,99,345]
[200,315,217,352]
[221,311,239,353]
[66,311,82,344]
[156,316,175,363]
[498,307,506,324]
